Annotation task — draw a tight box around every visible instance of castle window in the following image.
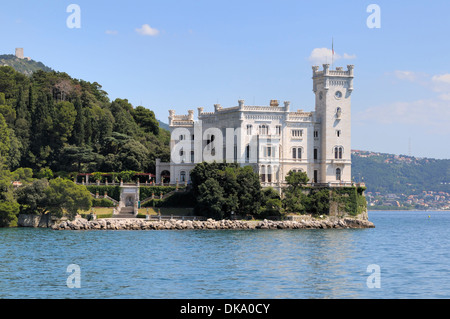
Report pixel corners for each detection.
[297,148,302,159]
[336,168,341,181]
[180,171,186,182]
[190,151,194,163]
[336,130,341,137]
[314,130,319,138]
[259,125,269,135]
[260,165,266,183]
[334,146,343,159]
[291,129,303,138]
[247,125,252,135]
[292,147,303,160]
[314,148,318,160]
[264,145,275,158]
[276,125,282,135]
[245,145,250,163]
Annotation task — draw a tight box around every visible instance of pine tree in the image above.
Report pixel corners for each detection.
[71,96,84,146]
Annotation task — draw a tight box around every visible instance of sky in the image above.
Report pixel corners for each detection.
[1,0,449,159]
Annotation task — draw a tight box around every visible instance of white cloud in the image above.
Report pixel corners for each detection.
[105,30,118,35]
[432,73,450,84]
[308,48,356,66]
[356,71,450,134]
[355,98,450,134]
[431,73,450,96]
[393,70,419,82]
[135,24,160,36]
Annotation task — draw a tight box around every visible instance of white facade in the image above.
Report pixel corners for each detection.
[155,64,354,189]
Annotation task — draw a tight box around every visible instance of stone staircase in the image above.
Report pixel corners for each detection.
[114,206,136,218]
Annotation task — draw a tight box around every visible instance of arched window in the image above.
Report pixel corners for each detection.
[336,168,341,181]
[180,171,186,182]
[260,165,266,182]
[247,125,252,135]
[297,147,302,160]
[267,166,272,183]
[245,144,250,162]
[334,146,343,159]
[292,148,297,159]
[259,125,268,135]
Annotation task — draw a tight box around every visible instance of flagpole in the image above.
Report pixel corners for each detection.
[331,37,334,69]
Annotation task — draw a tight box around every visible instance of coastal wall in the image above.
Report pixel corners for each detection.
[51,217,374,231]
[17,214,63,228]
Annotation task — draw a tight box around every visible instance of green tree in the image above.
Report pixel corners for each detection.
[0,167,20,227]
[191,162,263,219]
[0,200,20,227]
[196,178,227,219]
[260,187,282,218]
[0,114,10,164]
[45,178,92,219]
[52,101,76,146]
[60,146,100,172]
[235,165,262,217]
[283,171,310,214]
[308,188,330,215]
[71,96,84,146]
[16,179,50,215]
[132,106,159,135]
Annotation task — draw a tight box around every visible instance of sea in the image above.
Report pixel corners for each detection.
[1,210,450,299]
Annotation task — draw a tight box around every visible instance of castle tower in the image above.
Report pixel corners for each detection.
[15,48,24,59]
[312,64,354,184]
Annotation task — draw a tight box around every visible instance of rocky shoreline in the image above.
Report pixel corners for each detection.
[51,217,375,231]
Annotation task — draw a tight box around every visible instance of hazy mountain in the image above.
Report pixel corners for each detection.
[352,150,450,195]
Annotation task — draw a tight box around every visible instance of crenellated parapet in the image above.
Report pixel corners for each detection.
[312,64,354,92]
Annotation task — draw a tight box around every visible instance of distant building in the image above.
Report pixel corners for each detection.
[156,64,355,189]
[15,48,30,60]
[15,48,24,59]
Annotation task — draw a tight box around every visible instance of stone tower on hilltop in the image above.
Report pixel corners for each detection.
[15,48,24,59]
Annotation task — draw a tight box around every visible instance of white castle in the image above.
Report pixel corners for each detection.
[155,64,354,190]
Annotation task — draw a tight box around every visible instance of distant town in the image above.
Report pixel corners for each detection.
[352,150,450,211]
[364,190,450,211]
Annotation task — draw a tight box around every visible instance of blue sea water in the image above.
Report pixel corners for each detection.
[1,210,450,299]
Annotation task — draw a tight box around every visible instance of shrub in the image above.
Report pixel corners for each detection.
[91,198,115,207]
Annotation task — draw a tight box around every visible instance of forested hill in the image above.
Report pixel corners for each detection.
[352,150,450,195]
[0,65,170,175]
[0,54,53,75]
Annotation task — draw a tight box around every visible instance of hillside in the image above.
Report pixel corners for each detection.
[0,54,53,75]
[157,120,169,131]
[352,150,450,195]
[0,65,170,175]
